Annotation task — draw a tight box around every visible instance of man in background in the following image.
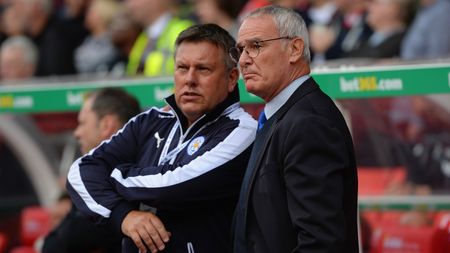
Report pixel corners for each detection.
[0,36,38,81]
[401,0,450,60]
[125,0,193,76]
[42,87,141,253]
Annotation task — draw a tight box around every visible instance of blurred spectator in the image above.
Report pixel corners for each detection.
[73,88,141,155]
[108,9,142,77]
[308,0,339,61]
[193,0,244,38]
[42,87,141,253]
[1,4,27,37]
[74,0,121,74]
[343,95,450,195]
[57,0,90,58]
[310,0,372,63]
[125,0,193,76]
[401,0,450,60]
[0,36,38,81]
[389,97,450,194]
[307,0,336,25]
[13,0,76,76]
[344,0,416,58]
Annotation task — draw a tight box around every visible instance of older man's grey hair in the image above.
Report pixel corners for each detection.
[245,5,311,62]
[1,36,39,65]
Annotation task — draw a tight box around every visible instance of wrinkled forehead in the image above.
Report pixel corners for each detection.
[237,15,279,46]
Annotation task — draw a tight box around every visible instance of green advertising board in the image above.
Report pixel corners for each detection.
[1,62,449,113]
[315,63,450,98]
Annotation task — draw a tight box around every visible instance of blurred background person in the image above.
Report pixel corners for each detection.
[1,3,27,38]
[0,35,38,81]
[125,0,193,77]
[309,0,372,64]
[56,0,90,62]
[42,87,141,253]
[74,0,121,75]
[401,0,450,60]
[73,87,141,155]
[192,0,244,38]
[307,0,338,62]
[344,0,416,59]
[306,0,335,26]
[12,0,77,76]
[108,9,142,77]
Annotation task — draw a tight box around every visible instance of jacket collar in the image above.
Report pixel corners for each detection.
[272,77,319,122]
[165,85,240,135]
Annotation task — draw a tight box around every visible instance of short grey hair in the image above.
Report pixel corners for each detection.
[244,5,311,62]
[0,36,38,65]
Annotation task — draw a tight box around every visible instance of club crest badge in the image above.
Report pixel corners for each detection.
[187,136,205,155]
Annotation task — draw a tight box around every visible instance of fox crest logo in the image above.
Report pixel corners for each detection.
[187,136,205,155]
[154,132,164,148]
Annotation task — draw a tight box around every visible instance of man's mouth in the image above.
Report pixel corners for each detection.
[182,92,201,100]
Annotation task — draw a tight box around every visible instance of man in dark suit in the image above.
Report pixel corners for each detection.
[230,5,359,253]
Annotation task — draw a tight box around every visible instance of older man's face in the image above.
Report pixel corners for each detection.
[236,15,293,102]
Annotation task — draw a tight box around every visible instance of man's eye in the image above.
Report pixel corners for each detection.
[198,66,211,72]
[249,42,262,50]
[237,46,245,54]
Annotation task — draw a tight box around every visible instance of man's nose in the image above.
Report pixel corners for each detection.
[74,127,81,140]
[239,50,253,66]
[185,68,197,86]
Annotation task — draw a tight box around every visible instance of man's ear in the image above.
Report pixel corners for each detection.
[289,37,304,63]
[228,67,239,92]
[99,114,121,140]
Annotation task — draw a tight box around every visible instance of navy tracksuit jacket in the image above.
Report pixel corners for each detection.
[67,89,257,252]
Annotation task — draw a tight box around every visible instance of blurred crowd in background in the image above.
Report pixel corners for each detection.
[0,0,449,82]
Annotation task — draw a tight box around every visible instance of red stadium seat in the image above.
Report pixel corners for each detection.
[370,225,448,253]
[434,211,450,229]
[0,232,8,253]
[358,167,406,196]
[20,206,51,246]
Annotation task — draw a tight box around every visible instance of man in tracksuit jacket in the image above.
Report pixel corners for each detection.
[66,24,257,253]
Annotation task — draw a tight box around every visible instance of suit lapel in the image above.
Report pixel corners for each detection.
[245,77,319,200]
[244,115,278,203]
[276,77,319,118]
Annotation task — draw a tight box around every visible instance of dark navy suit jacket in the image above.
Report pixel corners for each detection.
[234,77,359,253]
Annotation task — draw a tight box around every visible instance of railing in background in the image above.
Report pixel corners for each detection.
[1,61,449,113]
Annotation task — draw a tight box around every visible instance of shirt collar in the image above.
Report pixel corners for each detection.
[264,75,310,119]
[146,13,172,39]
